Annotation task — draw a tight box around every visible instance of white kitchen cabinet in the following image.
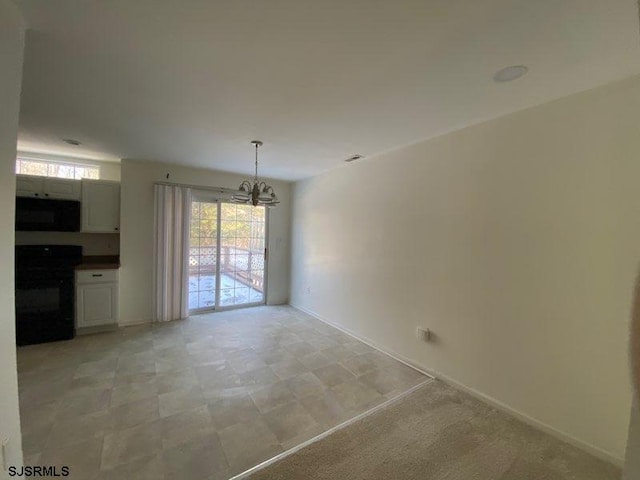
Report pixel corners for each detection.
[16,175,45,198]
[16,174,82,200]
[76,269,119,330]
[81,180,120,232]
[43,177,82,200]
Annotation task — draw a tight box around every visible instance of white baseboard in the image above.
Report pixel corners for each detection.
[118,318,152,327]
[291,303,623,468]
[76,324,118,336]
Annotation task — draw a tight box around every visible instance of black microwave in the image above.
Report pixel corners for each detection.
[15,197,81,232]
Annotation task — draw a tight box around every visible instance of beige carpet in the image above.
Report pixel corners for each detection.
[246,380,620,480]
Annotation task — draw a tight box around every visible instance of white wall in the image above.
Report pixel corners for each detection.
[97,161,120,181]
[0,0,25,475]
[290,75,640,463]
[119,160,291,325]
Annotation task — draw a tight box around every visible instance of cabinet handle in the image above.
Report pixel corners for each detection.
[92,274,103,277]
[34,193,39,197]
[114,227,119,231]
[45,193,49,196]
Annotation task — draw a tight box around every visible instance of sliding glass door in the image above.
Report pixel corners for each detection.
[188,195,266,313]
[189,198,218,312]
[219,203,266,307]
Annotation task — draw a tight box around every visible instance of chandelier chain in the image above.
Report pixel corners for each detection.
[254,142,259,182]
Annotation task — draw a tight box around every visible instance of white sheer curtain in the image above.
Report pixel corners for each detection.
[153,184,191,322]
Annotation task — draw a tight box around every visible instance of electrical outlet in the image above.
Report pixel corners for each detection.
[416,326,431,342]
[306,286,311,294]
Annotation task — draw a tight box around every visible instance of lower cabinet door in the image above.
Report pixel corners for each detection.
[77,283,118,327]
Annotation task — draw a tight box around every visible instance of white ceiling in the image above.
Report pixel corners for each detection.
[15,0,640,181]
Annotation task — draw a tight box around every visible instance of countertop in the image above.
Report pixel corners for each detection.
[75,255,120,270]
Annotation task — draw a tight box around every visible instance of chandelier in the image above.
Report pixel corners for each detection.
[231,140,279,207]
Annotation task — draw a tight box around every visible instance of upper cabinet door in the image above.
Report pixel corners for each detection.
[16,174,45,198]
[43,178,82,200]
[81,180,121,233]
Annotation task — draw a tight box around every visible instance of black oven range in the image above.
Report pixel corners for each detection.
[15,245,82,345]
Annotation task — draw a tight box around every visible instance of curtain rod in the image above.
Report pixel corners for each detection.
[154,181,237,194]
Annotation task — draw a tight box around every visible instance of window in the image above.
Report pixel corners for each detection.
[16,157,100,179]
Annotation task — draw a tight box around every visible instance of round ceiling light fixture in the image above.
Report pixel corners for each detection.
[62,138,82,146]
[493,65,528,83]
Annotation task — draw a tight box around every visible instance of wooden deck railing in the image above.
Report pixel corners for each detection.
[188,246,264,292]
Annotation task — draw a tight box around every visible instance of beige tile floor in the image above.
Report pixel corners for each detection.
[17,306,428,480]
